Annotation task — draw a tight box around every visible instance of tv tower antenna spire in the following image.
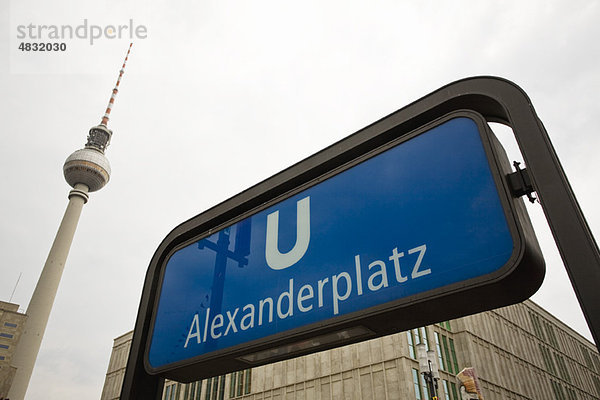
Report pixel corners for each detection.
[101,42,132,127]
[8,44,133,400]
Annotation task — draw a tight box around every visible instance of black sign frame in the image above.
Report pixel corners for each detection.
[120,76,600,400]
[143,109,543,381]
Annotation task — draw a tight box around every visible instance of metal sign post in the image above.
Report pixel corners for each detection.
[120,76,600,399]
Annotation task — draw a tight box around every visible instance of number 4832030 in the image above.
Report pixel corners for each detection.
[18,42,66,51]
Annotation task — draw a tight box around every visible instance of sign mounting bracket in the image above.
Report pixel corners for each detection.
[507,162,536,203]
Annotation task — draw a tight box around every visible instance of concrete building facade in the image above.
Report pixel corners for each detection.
[0,301,27,398]
[101,300,600,400]
[101,330,134,400]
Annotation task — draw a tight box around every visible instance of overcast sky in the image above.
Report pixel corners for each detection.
[1,0,599,398]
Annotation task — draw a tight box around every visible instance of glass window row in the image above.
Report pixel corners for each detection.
[162,369,252,400]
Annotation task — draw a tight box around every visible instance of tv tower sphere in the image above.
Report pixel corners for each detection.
[63,124,112,192]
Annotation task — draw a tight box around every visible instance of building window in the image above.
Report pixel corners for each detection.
[412,368,423,400]
[205,378,212,400]
[439,321,452,331]
[419,373,431,399]
[183,380,201,400]
[0,344,9,349]
[407,328,429,359]
[553,352,571,383]
[420,327,430,350]
[539,344,557,376]
[211,377,218,400]
[164,384,172,400]
[244,369,251,394]
[581,345,596,372]
[184,383,191,400]
[205,376,226,400]
[230,370,251,398]
[240,370,247,395]
[3,322,17,328]
[236,370,243,396]
[218,375,225,400]
[0,332,14,339]
[164,383,181,400]
[529,312,545,340]
[442,380,451,400]
[195,380,203,400]
[441,334,453,374]
[593,354,600,374]
[551,380,566,400]
[212,377,219,400]
[450,382,458,400]
[184,381,192,400]
[448,338,459,373]
[544,321,560,349]
[442,380,460,400]
[434,332,445,371]
[229,372,237,398]
[591,375,600,398]
[0,355,5,360]
[407,331,416,358]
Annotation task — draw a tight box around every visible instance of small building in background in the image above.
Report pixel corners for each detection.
[0,301,27,398]
[101,299,600,400]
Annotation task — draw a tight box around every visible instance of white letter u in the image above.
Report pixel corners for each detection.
[265,196,311,270]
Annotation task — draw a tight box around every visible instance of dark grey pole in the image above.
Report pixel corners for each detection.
[395,76,600,348]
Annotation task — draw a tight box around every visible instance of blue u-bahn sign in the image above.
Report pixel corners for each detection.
[144,111,544,380]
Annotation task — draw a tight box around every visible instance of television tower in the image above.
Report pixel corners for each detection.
[8,43,133,400]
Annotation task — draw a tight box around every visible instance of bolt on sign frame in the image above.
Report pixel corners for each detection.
[121,76,600,400]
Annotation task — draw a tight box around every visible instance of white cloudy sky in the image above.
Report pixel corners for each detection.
[1,0,599,398]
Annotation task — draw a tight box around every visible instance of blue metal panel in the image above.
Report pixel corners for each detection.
[148,116,513,369]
